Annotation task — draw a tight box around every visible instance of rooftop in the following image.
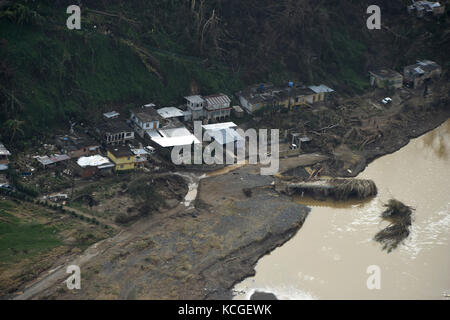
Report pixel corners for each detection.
[308,84,335,93]
[184,95,205,104]
[131,106,163,123]
[203,94,231,106]
[0,142,11,156]
[158,126,193,138]
[103,111,120,119]
[205,127,244,145]
[369,68,403,79]
[404,60,441,74]
[202,122,237,131]
[108,146,134,158]
[152,127,201,147]
[77,155,112,168]
[98,118,133,134]
[57,130,99,151]
[157,107,184,119]
[36,154,70,166]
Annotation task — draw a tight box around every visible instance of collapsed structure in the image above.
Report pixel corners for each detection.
[56,130,100,159]
[403,60,442,88]
[369,69,404,89]
[407,1,445,17]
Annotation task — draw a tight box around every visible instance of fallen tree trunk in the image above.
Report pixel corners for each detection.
[285,178,377,201]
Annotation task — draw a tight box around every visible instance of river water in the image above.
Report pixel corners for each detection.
[234,119,450,300]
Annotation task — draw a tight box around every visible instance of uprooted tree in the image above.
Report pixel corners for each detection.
[374,199,414,253]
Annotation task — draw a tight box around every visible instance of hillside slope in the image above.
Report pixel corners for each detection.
[0,0,449,146]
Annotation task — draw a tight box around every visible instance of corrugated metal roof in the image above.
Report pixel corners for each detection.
[308,84,335,93]
[204,94,231,106]
[36,154,70,166]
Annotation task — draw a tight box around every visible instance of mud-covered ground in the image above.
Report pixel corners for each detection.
[13,166,309,300]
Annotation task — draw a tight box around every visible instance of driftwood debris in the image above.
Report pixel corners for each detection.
[375,199,413,253]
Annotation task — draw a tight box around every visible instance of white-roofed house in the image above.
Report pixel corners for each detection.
[75,155,114,178]
[151,126,201,148]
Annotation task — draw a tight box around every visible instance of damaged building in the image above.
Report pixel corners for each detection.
[403,60,442,88]
[56,130,100,159]
[96,112,135,145]
[369,69,404,89]
[407,1,445,17]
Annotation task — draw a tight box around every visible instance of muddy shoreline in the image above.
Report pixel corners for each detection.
[354,111,450,177]
[219,115,449,300]
[222,114,449,298]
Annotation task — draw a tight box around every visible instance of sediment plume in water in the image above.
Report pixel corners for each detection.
[375,199,414,253]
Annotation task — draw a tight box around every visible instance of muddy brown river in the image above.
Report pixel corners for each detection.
[234,119,450,300]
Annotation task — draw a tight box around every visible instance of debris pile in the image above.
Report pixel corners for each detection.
[374,199,413,253]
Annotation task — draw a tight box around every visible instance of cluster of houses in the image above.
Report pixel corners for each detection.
[9,81,331,179]
[407,1,445,18]
[369,59,442,90]
[1,55,440,180]
[0,92,238,179]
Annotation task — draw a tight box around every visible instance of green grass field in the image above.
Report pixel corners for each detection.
[0,208,61,264]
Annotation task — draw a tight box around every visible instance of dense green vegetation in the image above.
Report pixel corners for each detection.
[0,0,449,147]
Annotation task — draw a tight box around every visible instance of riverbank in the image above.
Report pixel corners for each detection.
[234,119,450,299]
